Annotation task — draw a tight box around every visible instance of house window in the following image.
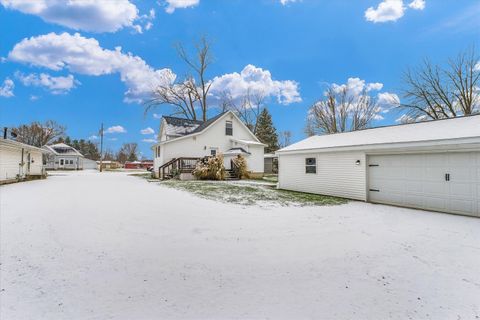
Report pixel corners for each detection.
[210,149,217,156]
[225,121,233,136]
[305,158,316,174]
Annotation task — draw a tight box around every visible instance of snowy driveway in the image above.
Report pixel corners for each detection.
[1,171,479,319]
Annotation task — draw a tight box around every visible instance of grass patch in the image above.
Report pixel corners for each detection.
[129,172,152,179]
[160,180,346,207]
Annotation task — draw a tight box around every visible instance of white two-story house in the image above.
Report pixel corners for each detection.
[152,111,265,179]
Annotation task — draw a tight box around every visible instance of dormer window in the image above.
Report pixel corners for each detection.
[226,121,233,136]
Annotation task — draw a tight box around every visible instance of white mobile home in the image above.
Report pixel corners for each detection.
[0,138,46,183]
[276,115,480,217]
[152,111,265,179]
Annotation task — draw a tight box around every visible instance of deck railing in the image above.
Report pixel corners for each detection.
[159,157,200,179]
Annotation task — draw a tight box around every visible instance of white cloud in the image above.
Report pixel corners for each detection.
[153,113,162,119]
[30,95,39,101]
[0,78,14,97]
[474,62,480,72]
[377,92,400,109]
[209,64,301,105]
[105,125,126,134]
[15,71,79,94]
[88,135,98,140]
[164,0,199,14]
[142,138,157,143]
[408,0,425,10]
[280,0,298,5]
[365,0,426,23]
[365,0,405,23]
[331,77,383,96]
[330,77,399,114]
[0,0,143,33]
[140,127,155,135]
[8,32,174,103]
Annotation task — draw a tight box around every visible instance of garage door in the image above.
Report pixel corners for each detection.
[368,152,480,217]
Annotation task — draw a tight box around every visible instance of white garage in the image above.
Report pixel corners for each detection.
[276,115,480,217]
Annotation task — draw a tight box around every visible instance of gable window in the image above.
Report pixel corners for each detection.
[225,121,233,136]
[305,158,316,174]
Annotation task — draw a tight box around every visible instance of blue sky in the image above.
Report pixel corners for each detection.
[0,0,479,157]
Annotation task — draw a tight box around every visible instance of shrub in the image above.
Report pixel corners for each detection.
[193,154,226,180]
[232,154,249,179]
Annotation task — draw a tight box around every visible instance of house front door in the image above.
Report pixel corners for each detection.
[59,158,65,169]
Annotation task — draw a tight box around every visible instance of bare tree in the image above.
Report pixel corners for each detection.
[306,86,381,135]
[147,37,213,121]
[279,130,292,148]
[220,89,266,133]
[117,143,138,163]
[400,47,479,121]
[12,120,66,147]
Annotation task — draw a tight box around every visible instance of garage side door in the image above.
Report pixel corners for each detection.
[368,152,480,217]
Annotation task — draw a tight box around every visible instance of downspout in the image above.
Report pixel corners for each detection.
[20,148,24,178]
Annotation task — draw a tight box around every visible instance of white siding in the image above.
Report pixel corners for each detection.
[154,113,264,175]
[278,151,367,201]
[0,146,43,181]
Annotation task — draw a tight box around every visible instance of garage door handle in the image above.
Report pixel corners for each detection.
[369,189,380,192]
[445,173,450,181]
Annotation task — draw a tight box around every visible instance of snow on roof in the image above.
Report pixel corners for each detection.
[163,113,228,137]
[45,143,83,156]
[264,153,278,158]
[0,138,48,153]
[163,116,202,136]
[223,147,251,155]
[231,138,266,146]
[278,115,480,153]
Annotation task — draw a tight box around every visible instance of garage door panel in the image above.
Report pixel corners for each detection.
[368,152,479,217]
[405,181,423,192]
[425,197,448,211]
[449,167,473,181]
[450,183,474,197]
[404,195,425,207]
[423,181,448,195]
[404,167,424,179]
[424,154,447,166]
[450,199,474,214]
[424,167,445,181]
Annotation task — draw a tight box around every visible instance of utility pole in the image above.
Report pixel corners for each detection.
[99,123,104,172]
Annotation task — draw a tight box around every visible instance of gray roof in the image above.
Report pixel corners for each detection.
[163,112,227,137]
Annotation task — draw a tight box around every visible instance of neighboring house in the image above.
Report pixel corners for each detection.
[97,160,121,170]
[43,143,86,170]
[125,160,153,170]
[276,115,480,217]
[0,138,47,184]
[152,111,265,179]
[264,153,278,174]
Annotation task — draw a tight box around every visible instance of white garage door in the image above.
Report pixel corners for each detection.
[368,152,480,217]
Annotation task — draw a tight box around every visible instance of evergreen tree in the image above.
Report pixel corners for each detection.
[255,108,279,153]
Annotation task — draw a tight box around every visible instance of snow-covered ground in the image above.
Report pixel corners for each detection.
[1,171,479,319]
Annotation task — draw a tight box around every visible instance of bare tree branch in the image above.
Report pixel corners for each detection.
[399,46,479,121]
[306,86,381,135]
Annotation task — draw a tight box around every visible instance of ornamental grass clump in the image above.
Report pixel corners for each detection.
[193,154,226,180]
[232,154,250,179]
